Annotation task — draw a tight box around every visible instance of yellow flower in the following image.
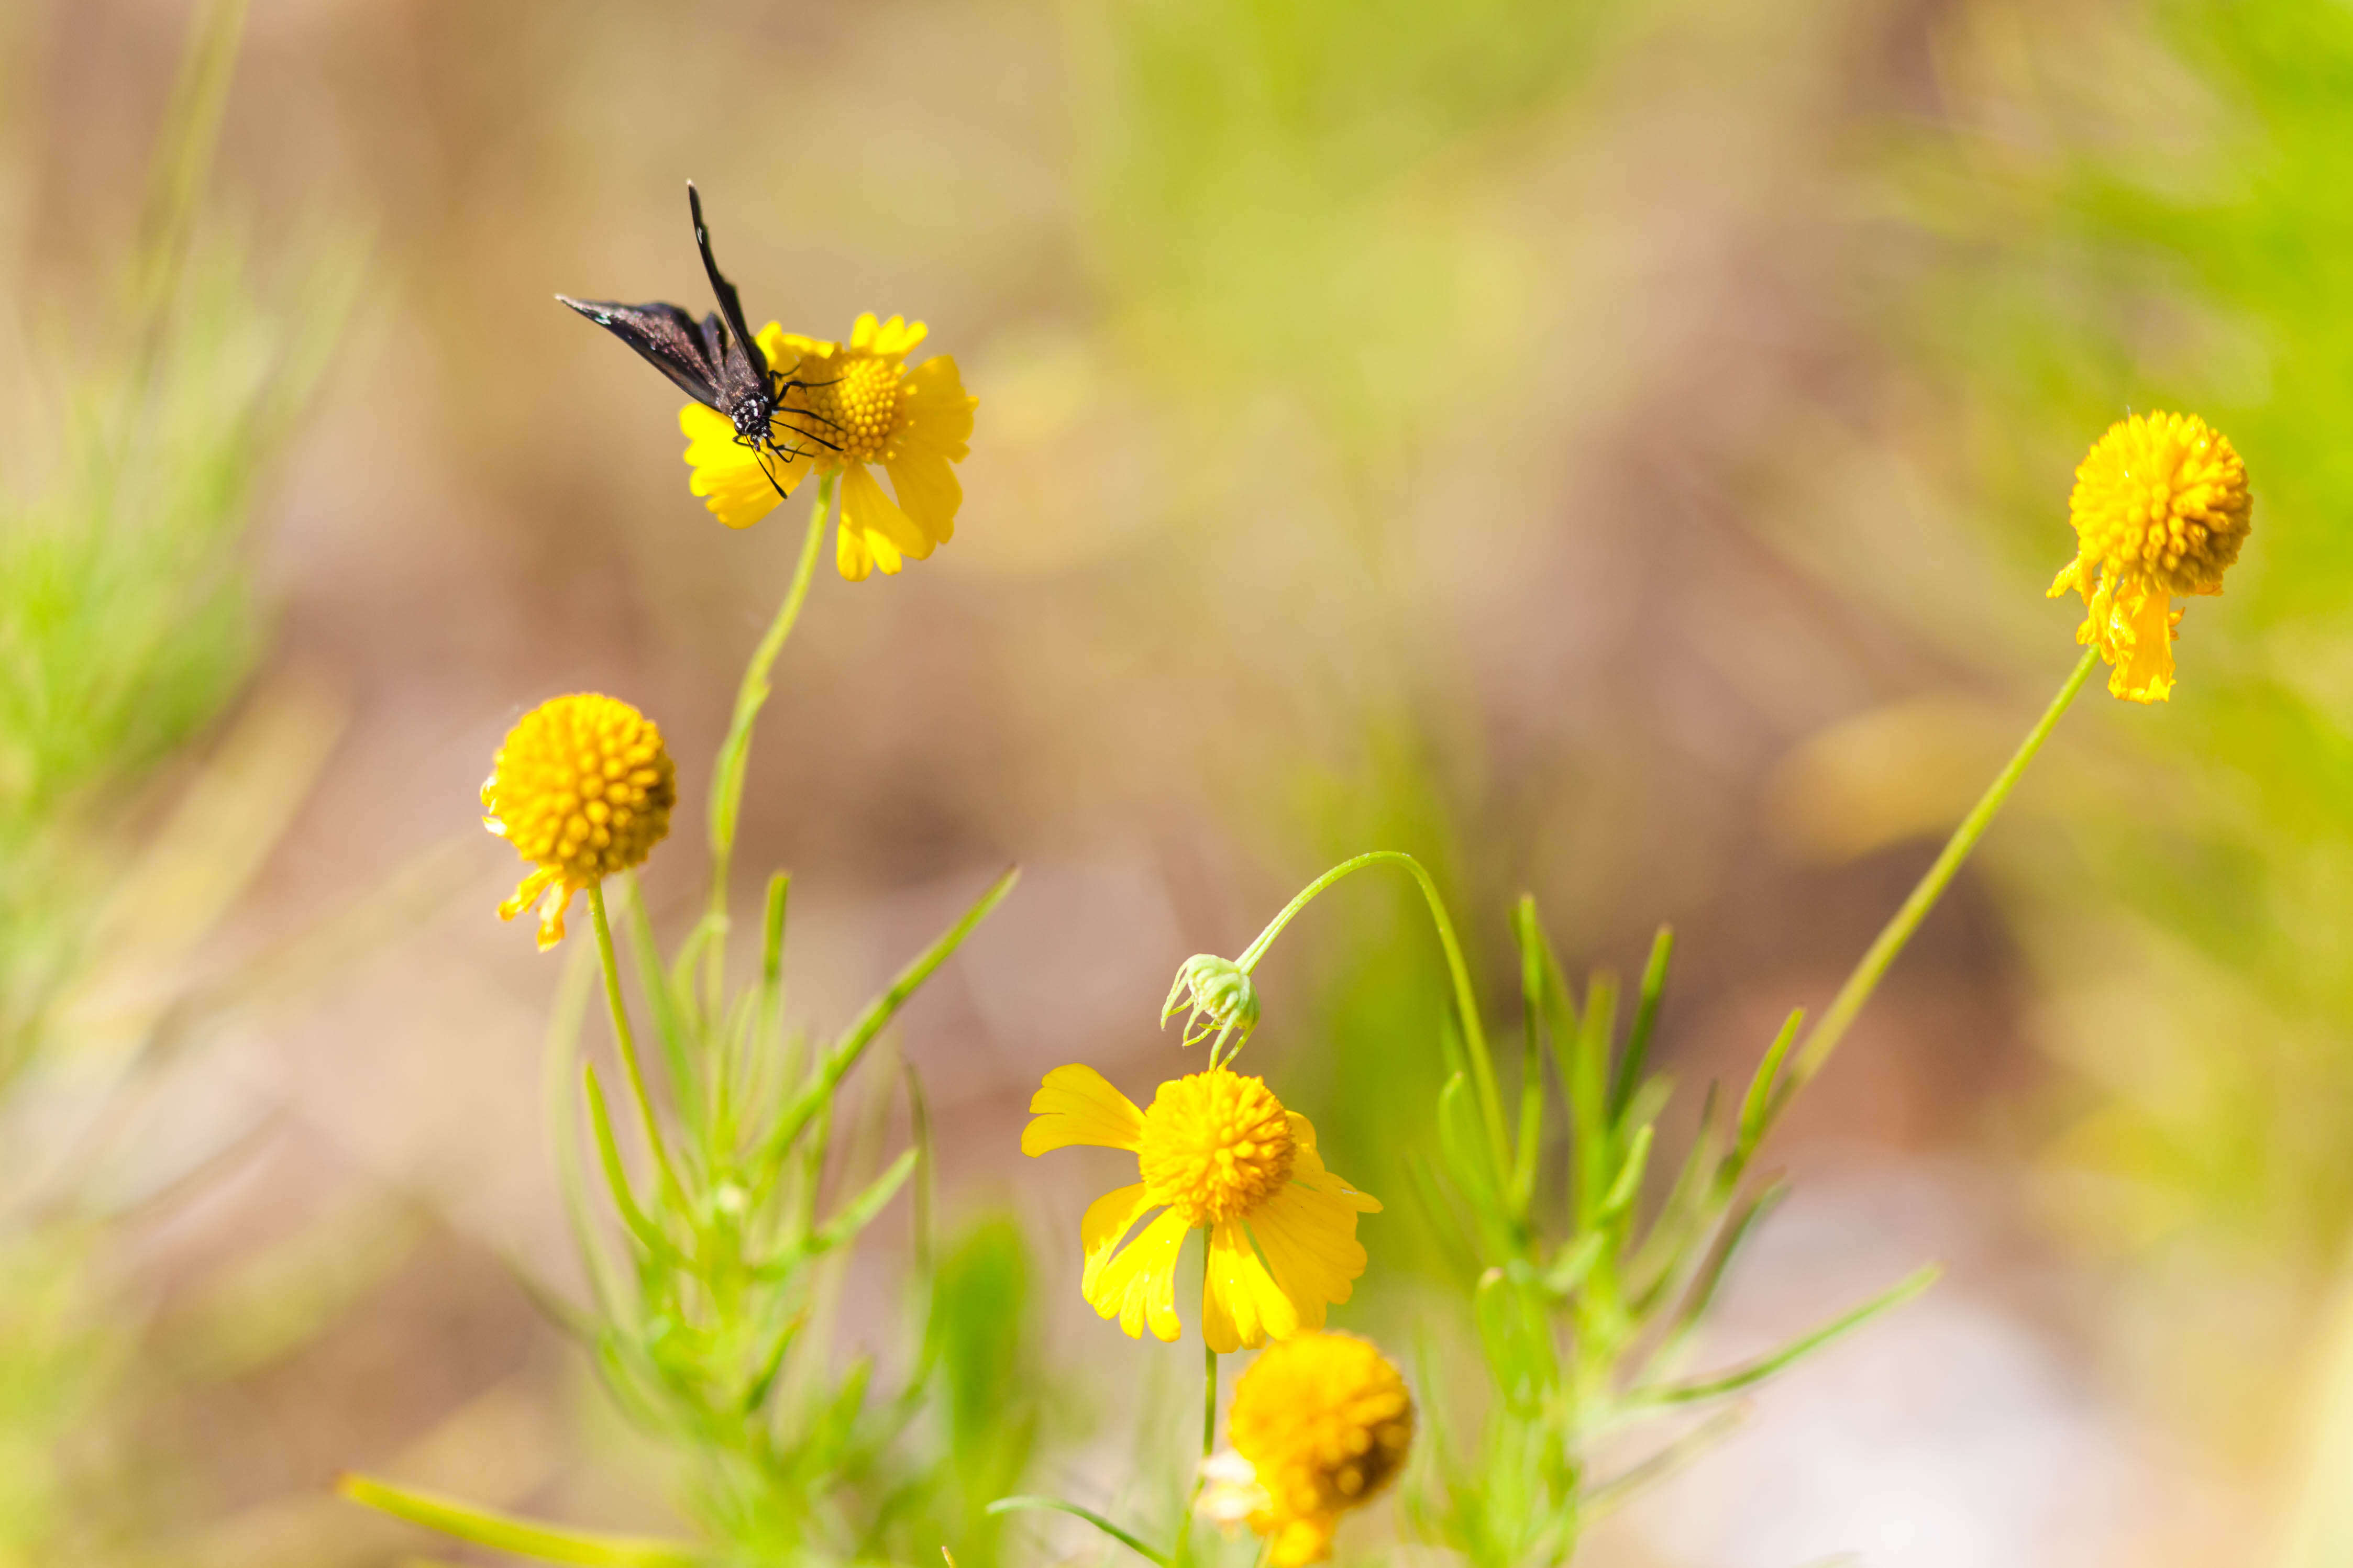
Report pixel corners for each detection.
[2049,411,2251,704]
[1208,1331,1415,1567]
[677,314,976,582]
[481,694,675,950]
[1022,1065,1379,1353]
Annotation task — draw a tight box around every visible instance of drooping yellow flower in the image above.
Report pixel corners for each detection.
[1199,1331,1415,1567]
[481,694,675,950]
[677,314,976,582]
[2049,412,2251,703]
[1022,1065,1379,1353]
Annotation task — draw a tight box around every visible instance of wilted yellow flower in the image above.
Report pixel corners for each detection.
[1022,1066,1379,1353]
[2049,411,2251,703]
[1205,1331,1415,1567]
[481,694,675,950]
[678,314,976,581]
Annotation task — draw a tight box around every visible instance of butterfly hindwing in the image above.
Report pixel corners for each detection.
[556,296,729,409]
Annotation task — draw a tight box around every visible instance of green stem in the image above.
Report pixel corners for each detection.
[589,882,684,1205]
[1236,851,1507,1176]
[704,475,833,1011]
[1781,645,2098,1100]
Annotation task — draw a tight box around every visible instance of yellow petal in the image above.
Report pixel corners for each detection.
[1204,1220,1298,1353]
[1249,1184,1368,1316]
[2108,580,2177,703]
[1081,1184,1159,1297]
[754,321,792,368]
[842,461,932,560]
[680,403,786,530]
[1289,1129,1382,1214]
[849,312,882,351]
[1086,1208,1189,1342]
[885,447,963,546]
[898,355,975,461]
[869,315,929,362]
[1022,1064,1146,1155]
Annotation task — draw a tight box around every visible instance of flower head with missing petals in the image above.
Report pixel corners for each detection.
[678,314,975,581]
[2049,411,2251,703]
[481,694,674,950]
[1201,1331,1415,1566]
[1022,1065,1379,1353]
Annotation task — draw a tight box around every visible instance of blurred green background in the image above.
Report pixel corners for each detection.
[6,0,2353,1563]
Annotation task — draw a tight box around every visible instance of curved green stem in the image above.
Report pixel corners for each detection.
[1237,851,1507,1178]
[588,882,684,1206]
[704,475,833,1010]
[1781,645,2098,1102]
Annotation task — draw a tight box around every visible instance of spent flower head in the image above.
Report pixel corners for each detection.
[2049,410,2251,703]
[679,314,976,581]
[481,693,675,949]
[1162,953,1261,1059]
[1201,1331,1415,1567]
[1022,1064,1378,1353]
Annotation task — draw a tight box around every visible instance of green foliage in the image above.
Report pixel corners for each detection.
[349,510,1028,1568]
[0,0,353,1091]
[1404,906,1932,1567]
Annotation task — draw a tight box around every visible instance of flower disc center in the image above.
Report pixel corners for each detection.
[1138,1070,1296,1226]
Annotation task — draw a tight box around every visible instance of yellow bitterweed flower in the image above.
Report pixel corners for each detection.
[1198,1331,1415,1567]
[1022,1065,1379,1353]
[2049,411,2251,704]
[481,694,675,950]
[678,314,976,581]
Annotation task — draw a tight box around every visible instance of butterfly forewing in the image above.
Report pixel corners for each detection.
[556,296,730,409]
[688,182,769,395]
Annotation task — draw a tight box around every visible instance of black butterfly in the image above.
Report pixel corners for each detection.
[557,183,837,491]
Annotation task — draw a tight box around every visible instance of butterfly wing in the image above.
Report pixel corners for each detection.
[557,295,728,408]
[686,183,772,408]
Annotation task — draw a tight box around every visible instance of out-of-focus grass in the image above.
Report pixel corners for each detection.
[0,1,356,1561]
[1885,0,2353,1471]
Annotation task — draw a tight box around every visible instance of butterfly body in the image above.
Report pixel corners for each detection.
[558,184,834,481]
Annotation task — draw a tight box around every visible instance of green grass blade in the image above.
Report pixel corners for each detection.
[339,1475,708,1566]
[756,869,1017,1176]
[1628,1263,1941,1408]
[581,1063,678,1263]
[985,1498,1169,1566]
[1609,927,1674,1122]
[1736,1008,1803,1167]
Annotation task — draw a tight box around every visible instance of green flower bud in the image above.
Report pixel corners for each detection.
[1162,953,1261,1058]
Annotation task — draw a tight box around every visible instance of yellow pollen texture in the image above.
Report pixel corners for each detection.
[1230,1332,1415,1567]
[482,694,675,923]
[2066,410,2251,597]
[784,353,907,465]
[1136,1070,1295,1227]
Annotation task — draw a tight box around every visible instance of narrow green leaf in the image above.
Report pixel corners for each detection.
[581,1064,677,1263]
[1629,1263,1941,1408]
[339,1475,707,1566]
[1736,1008,1804,1165]
[1543,1230,1606,1297]
[1569,971,1617,1229]
[754,869,1017,1177]
[1435,1073,1499,1207]
[1650,1182,1789,1373]
[1609,926,1674,1122]
[1599,1121,1654,1224]
[985,1498,1169,1566]
[1510,895,1549,1217]
[617,878,699,1131]
[818,1147,919,1252]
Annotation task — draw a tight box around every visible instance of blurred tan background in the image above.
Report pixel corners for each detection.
[8,0,2353,1563]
